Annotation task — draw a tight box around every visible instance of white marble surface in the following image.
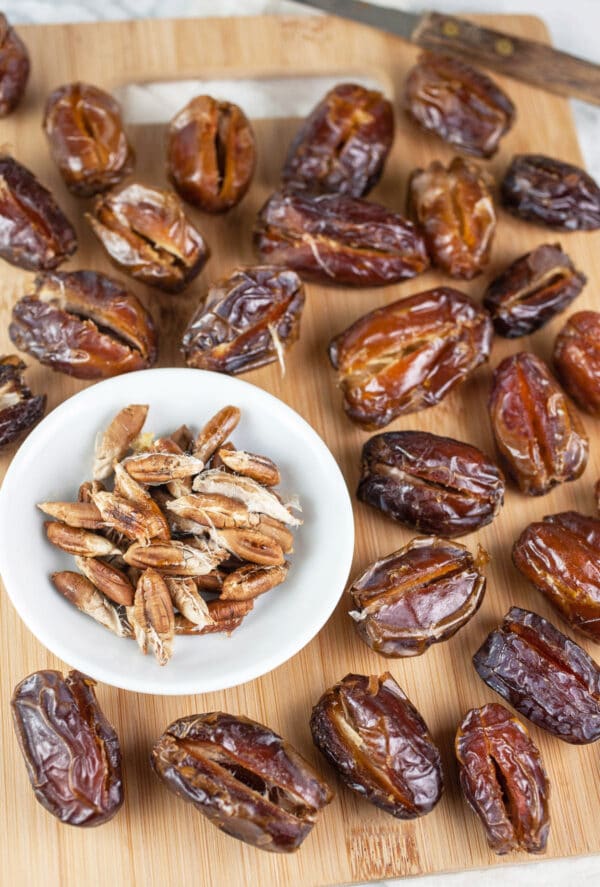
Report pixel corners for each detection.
[5,1,600,885]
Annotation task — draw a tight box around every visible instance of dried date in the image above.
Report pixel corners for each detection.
[0,355,46,448]
[151,712,332,852]
[553,311,600,415]
[310,672,443,818]
[489,352,588,495]
[329,287,492,427]
[348,537,487,657]
[473,606,600,744]
[455,703,550,854]
[0,13,29,116]
[11,669,123,826]
[254,190,429,287]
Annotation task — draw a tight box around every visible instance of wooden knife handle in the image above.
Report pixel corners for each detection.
[412,12,600,106]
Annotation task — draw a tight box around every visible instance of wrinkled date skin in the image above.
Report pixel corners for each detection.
[329,287,492,427]
[11,669,123,826]
[489,352,588,496]
[282,83,394,197]
[404,52,515,158]
[43,82,134,197]
[9,270,158,379]
[553,311,600,415]
[0,355,46,448]
[254,190,429,287]
[167,95,256,213]
[357,431,504,536]
[501,154,600,231]
[151,712,333,853]
[455,703,550,854]
[310,673,443,818]
[0,155,77,271]
[182,266,305,374]
[513,511,600,642]
[348,537,488,657]
[87,182,209,292]
[473,606,600,744]
[408,156,496,279]
[0,13,29,116]
[484,243,586,338]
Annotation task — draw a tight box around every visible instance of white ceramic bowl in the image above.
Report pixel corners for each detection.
[0,368,354,696]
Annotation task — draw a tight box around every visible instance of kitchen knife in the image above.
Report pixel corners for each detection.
[291,0,600,106]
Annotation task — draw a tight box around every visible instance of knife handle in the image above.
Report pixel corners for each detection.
[413,12,600,106]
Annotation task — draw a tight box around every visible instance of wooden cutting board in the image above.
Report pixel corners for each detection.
[1,12,600,887]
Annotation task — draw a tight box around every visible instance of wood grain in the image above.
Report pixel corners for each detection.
[1,13,600,887]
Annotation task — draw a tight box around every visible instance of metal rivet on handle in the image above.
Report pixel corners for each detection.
[442,20,460,37]
[495,37,514,56]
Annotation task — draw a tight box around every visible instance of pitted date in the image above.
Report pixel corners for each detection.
[182,266,305,374]
[310,672,443,818]
[329,287,492,427]
[473,606,600,744]
[9,270,157,379]
[357,431,504,536]
[404,52,515,158]
[501,154,600,231]
[43,82,134,197]
[167,96,256,213]
[553,311,600,415]
[407,156,496,279]
[282,83,394,197]
[254,190,429,287]
[11,669,123,826]
[0,13,29,116]
[489,352,588,495]
[87,182,209,292]
[455,703,550,854]
[484,244,586,338]
[0,155,77,271]
[348,537,487,657]
[151,711,332,852]
[0,355,46,448]
[513,511,600,642]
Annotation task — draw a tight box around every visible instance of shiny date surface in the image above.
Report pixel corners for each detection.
[0,13,29,116]
[0,355,46,448]
[553,311,600,415]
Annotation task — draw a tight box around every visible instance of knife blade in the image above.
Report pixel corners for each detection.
[291,0,600,107]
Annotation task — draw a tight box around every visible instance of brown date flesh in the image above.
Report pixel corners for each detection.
[150,711,332,853]
[501,154,600,231]
[182,265,305,374]
[489,352,588,496]
[329,287,492,427]
[0,155,77,271]
[167,95,256,213]
[456,703,550,854]
[349,537,487,657]
[310,672,443,818]
[0,355,46,448]
[254,190,429,287]
[553,311,600,415]
[282,82,394,197]
[9,270,158,379]
[43,82,134,197]
[404,52,515,158]
[11,669,123,826]
[0,13,29,116]
[357,430,504,537]
[407,156,496,279]
[473,606,600,744]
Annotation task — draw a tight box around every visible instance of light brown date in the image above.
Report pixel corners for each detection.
[553,311,600,415]
[0,13,29,116]
[0,355,46,449]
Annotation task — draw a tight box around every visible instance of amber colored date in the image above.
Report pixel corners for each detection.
[473,606,600,744]
[310,672,443,818]
[182,266,305,374]
[553,311,600,415]
[9,270,158,379]
[11,669,123,826]
[501,154,600,231]
[489,352,588,496]
[0,13,29,116]
[404,52,515,158]
[151,712,333,852]
[456,703,550,854]
[348,537,487,657]
[329,287,492,427]
[254,190,429,287]
[407,156,496,279]
[0,355,46,448]
[282,83,394,197]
